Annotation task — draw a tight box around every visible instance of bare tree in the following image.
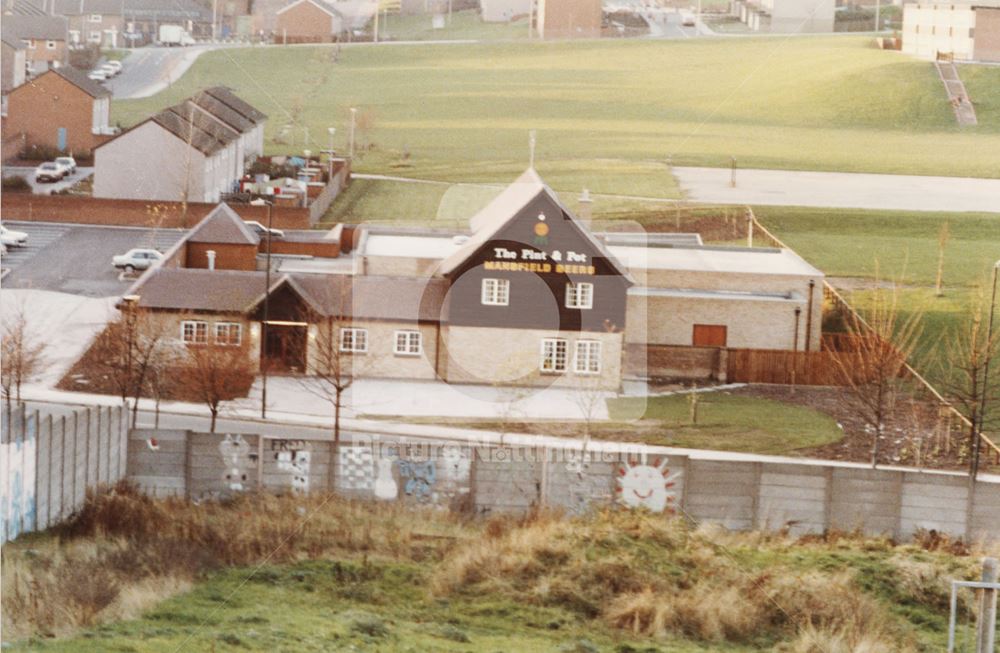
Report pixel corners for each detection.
[939,288,1000,478]
[1,303,45,413]
[180,339,256,433]
[832,286,923,467]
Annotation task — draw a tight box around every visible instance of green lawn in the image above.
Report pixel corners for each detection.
[380,8,532,41]
[113,36,1000,197]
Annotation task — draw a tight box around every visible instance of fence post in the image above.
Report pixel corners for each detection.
[32,410,40,532]
[977,557,998,653]
[83,407,91,489]
[71,411,78,512]
[104,406,112,485]
[58,416,67,521]
[45,415,54,529]
[95,407,103,484]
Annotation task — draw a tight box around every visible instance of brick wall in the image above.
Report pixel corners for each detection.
[625,343,727,382]
[187,242,259,271]
[275,1,337,41]
[0,193,312,230]
[5,71,100,153]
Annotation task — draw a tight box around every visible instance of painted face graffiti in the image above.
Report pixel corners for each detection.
[219,434,250,492]
[616,458,681,514]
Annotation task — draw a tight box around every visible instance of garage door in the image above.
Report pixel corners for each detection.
[692,324,727,347]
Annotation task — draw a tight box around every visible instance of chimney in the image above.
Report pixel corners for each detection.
[577,188,593,224]
[206,250,216,270]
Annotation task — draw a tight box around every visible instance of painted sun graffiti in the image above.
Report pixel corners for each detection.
[616,458,682,514]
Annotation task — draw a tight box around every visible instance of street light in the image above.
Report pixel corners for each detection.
[327,127,336,176]
[260,200,274,419]
[972,259,1000,479]
[349,108,357,160]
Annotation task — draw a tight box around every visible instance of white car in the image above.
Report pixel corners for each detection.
[113,248,163,273]
[87,68,108,81]
[680,10,696,25]
[244,221,285,239]
[0,225,28,247]
[104,60,122,75]
[100,63,117,77]
[55,156,77,175]
[34,161,66,182]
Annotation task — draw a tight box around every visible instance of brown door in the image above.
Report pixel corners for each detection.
[692,324,727,347]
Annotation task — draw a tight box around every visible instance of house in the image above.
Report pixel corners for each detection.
[1,13,69,75]
[48,0,125,49]
[120,0,213,45]
[481,0,532,22]
[123,170,824,390]
[902,2,1000,62]
[1,28,28,94]
[274,0,344,43]
[93,87,266,202]
[731,0,835,33]
[536,0,601,39]
[3,66,114,154]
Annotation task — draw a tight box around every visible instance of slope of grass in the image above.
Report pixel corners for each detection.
[113,37,1000,194]
[3,490,990,652]
[380,8,532,41]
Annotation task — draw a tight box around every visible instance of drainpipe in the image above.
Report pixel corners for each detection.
[206,249,216,270]
[805,279,815,351]
[793,306,801,352]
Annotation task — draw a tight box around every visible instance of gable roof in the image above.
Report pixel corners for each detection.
[279,274,448,321]
[1,26,28,48]
[134,269,273,312]
[49,65,112,98]
[203,86,267,124]
[151,104,232,156]
[165,100,240,146]
[2,14,68,40]
[437,168,632,280]
[187,203,261,246]
[189,91,256,134]
[49,0,126,15]
[276,0,342,17]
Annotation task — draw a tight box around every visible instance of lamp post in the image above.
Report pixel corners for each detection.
[349,107,357,160]
[327,126,336,176]
[122,294,140,412]
[261,200,274,419]
[972,259,1000,480]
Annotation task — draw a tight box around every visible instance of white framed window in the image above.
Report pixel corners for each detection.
[339,327,368,353]
[181,320,208,344]
[46,40,57,49]
[89,13,102,21]
[88,31,101,42]
[565,282,594,309]
[540,338,568,374]
[481,278,509,306]
[574,340,602,375]
[393,330,422,356]
[214,322,242,346]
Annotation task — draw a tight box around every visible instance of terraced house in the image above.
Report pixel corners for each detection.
[123,170,824,390]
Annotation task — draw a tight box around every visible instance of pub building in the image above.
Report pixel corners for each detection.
[126,169,824,390]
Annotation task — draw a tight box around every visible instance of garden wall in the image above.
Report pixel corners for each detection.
[126,427,1000,543]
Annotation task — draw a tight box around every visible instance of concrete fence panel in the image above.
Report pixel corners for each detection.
[756,463,828,535]
[683,460,757,531]
[899,472,969,539]
[828,468,902,537]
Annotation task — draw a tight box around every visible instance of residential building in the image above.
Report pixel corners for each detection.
[1,28,28,94]
[47,0,125,49]
[123,169,824,391]
[3,66,114,153]
[481,0,531,22]
[120,0,213,45]
[1,14,69,74]
[93,87,267,202]
[731,0,835,33]
[536,0,601,38]
[274,0,344,42]
[902,2,1000,62]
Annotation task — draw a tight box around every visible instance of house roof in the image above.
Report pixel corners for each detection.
[608,244,824,277]
[50,65,112,98]
[437,168,632,280]
[165,100,240,147]
[203,86,267,124]
[49,0,126,15]
[151,106,231,156]
[276,0,342,17]
[2,14,68,40]
[187,203,261,246]
[6,0,49,16]
[134,269,271,312]
[1,25,28,48]
[121,0,210,20]
[190,91,256,134]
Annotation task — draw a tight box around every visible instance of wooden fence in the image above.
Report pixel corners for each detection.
[727,349,846,385]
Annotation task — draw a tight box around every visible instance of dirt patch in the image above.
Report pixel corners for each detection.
[596,207,749,242]
[731,384,990,472]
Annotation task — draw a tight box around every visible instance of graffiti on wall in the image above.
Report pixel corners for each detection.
[398,459,436,500]
[1,429,37,542]
[374,458,398,500]
[219,434,251,492]
[616,458,681,513]
[271,439,311,493]
[338,445,375,492]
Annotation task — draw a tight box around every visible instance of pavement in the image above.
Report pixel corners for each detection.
[673,166,1000,212]
[2,167,93,195]
[0,221,185,297]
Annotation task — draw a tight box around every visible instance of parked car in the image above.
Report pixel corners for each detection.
[87,68,108,81]
[55,156,77,175]
[0,225,29,247]
[244,221,285,239]
[99,63,117,77]
[680,9,696,25]
[112,248,163,273]
[104,60,122,75]
[34,161,66,182]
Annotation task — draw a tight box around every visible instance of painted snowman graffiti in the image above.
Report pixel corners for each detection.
[616,458,682,513]
[373,458,398,500]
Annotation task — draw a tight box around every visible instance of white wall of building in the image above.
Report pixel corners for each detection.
[902,3,976,60]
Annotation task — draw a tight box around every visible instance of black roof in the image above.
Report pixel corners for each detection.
[204,86,267,124]
[51,65,112,98]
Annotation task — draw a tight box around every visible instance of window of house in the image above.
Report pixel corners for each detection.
[339,327,368,353]
[181,320,208,344]
[393,330,422,356]
[89,13,102,21]
[24,39,35,49]
[88,31,101,42]
[540,338,568,374]
[692,324,728,347]
[481,278,510,306]
[46,40,57,49]
[565,282,594,309]
[214,322,242,346]
[574,340,602,374]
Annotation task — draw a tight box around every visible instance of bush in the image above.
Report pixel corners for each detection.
[1,176,31,192]
[19,143,63,162]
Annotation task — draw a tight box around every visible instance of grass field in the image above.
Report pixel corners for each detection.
[114,35,1000,199]
[4,490,990,652]
[380,8,532,41]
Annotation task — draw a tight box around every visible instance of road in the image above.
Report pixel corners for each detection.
[106,45,216,99]
[674,166,1000,212]
[2,166,93,195]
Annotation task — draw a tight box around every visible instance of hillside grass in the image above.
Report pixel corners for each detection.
[112,36,1000,198]
[3,488,992,652]
[380,8,533,41]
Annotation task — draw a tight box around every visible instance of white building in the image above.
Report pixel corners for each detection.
[732,0,835,33]
[902,2,1000,61]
